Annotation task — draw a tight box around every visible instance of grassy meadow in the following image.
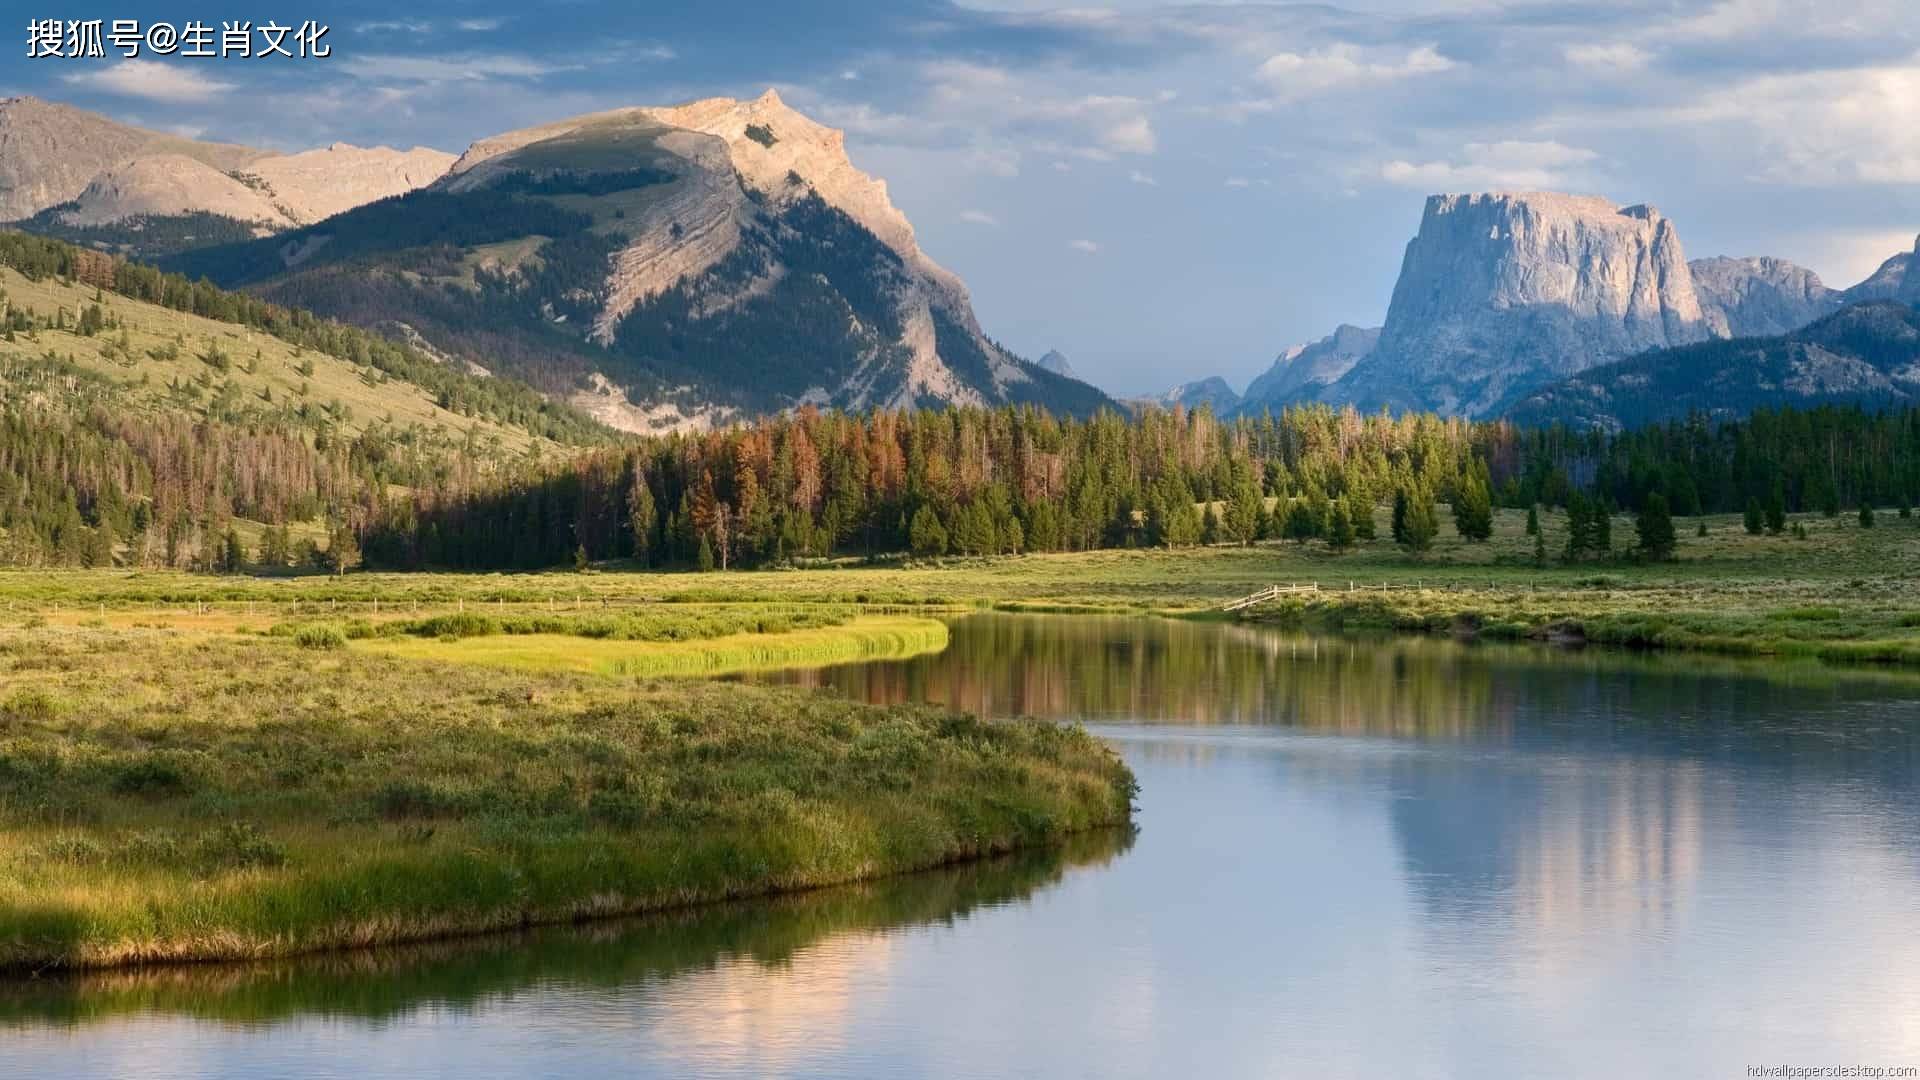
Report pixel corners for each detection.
[5,501,1918,665]
[0,625,1132,971]
[0,265,551,456]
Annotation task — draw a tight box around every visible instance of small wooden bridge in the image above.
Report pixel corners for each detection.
[1220,579,1465,611]
[1220,583,1319,611]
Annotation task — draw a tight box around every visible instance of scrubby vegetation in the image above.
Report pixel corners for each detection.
[0,628,1132,971]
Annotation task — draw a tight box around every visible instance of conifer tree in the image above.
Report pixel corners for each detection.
[1636,493,1675,560]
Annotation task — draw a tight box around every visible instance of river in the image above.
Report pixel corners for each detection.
[7,614,1920,1078]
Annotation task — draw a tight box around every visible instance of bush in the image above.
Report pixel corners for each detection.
[293,624,347,650]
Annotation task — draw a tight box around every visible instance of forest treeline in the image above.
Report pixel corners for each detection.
[356,400,1920,572]
[8,231,1920,573]
[8,367,1919,572]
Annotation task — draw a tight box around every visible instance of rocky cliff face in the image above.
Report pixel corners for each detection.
[1240,324,1380,410]
[0,96,263,221]
[170,91,1110,428]
[1845,234,1920,305]
[1690,256,1842,338]
[433,90,1051,414]
[0,95,451,234]
[1324,192,1713,416]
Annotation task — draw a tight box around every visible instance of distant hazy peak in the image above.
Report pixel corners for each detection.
[1036,350,1077,378]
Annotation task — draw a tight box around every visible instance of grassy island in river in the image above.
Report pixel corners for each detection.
[0,627,1133,972]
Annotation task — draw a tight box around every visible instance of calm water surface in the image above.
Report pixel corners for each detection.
[8,614,1920,1078]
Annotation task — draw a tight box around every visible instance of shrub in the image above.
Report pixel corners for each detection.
[293,624,348,650]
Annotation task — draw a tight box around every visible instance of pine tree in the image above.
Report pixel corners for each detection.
[1350,495,1376,541]
[1451,460,1493,541]
[1636,493,1676,560]
[1398,486,1436,554]
[908,506,948,556]
[1859,503,1876,528]
[1327,503,1355,551]
[1525,505,1539,536]
[1744,497,1764,535]
[574,543,590,571]
[696,535,716,571]
[1765,486,1787,535]
[627,473,657,566]
[222,528,246,574]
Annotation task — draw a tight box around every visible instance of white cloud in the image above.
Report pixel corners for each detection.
[1069,239,1101,254]
[1129,170,1157,186]
[61,60,234,104]
[355,20,433,34]
[1255,44,1456,101]
[1380,140,1601,190]
[456,18,506,31]
[960,209,1001,226]
[1564,42,1652,72]
[1225,177,1251,188]
[338,53,568,83]
[1784,227,1920,287]
[1673,59,1920,185]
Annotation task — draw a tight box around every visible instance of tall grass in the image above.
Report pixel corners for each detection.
[0,629,1133,971]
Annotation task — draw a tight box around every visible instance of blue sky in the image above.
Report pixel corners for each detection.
[10,0,1920,395]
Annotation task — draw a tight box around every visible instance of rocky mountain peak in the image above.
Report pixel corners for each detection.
[1036,350,1077,379]
[1690,255,1841,338]
[1845,234,1920,305]
[1320,191,1712,416]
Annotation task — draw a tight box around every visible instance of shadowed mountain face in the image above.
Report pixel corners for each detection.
[157,91,1112,430]
[1509,301,1920,431]
[1239,324,1380,414]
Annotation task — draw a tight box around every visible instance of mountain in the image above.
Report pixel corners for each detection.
[0,232,606,453]
[164,90,1111,430]
[1510,301,1920,431]
[1690,255,1843,338]
[0,96,452,255]
[1132,376,1240,414]
[1321,193,1713,417]
[1845,234,1920,305]
[1036,349,1077,379]
[1239,324,1380,412]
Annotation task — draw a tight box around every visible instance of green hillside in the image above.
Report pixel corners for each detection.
[1,232,610,453]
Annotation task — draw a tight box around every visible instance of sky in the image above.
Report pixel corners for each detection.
[9,0,1920,396]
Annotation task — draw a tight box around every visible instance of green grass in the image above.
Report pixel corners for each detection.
[0,626,1132,972]
[4,504,1919,666]
[352,614,950,677]
[0,265,550,456]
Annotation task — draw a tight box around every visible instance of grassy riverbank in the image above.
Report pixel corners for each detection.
[0,628,1133,972]
[348,613,950,677]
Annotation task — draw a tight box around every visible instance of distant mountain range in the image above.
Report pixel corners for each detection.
[1128,376,1242,414]
[1222,193,1919,425]
[1,92,1112,431]
[1509,301,1920,430]
[0,95,452,254]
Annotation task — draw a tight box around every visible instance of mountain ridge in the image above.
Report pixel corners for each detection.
[150,90,1113,430]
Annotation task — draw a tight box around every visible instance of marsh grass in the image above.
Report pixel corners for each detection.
[351,615,951,677]
[0,628,1132,972]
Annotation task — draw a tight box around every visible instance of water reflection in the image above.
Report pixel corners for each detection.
[0,830,1130,1031]
[11,616,1920,1077]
